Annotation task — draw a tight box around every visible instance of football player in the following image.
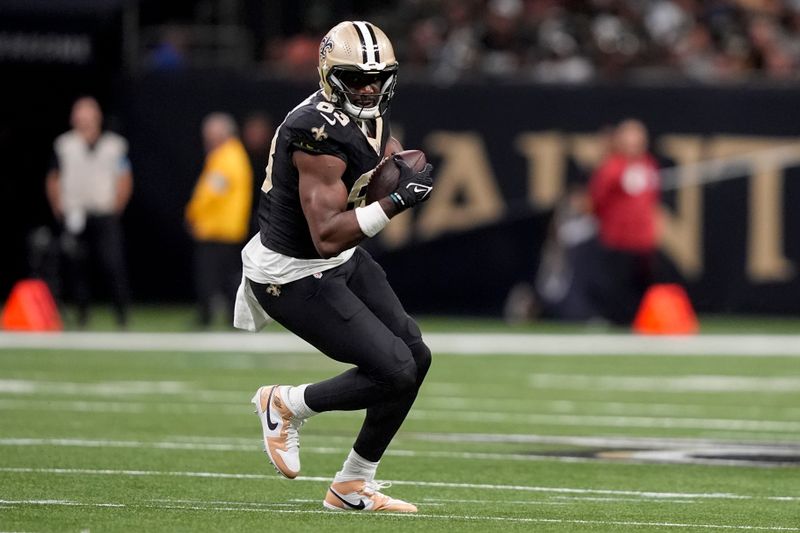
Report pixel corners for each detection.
[235,21,434,512]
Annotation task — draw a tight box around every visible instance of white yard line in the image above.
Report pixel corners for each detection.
[528,374,800,393]
[2,332,800,356]
[423,496,694,505]
[1,467,797,502]
[0,499,796,531]
[0,499,124,508]
[551,496,698,504]
[408,410,800,433]
[0,385,792,420]
[420,397,795,418]
[3,436,798,467]
[0,398,246,414]
[0,437,595,465]
[410,431,800,449]
[0,399,149,413]
[1,396,796,433]
[149,498,299,508]
[0,379,187,395]
[0,438,254,452]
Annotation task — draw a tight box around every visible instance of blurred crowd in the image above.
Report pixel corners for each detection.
[262,0,800,84]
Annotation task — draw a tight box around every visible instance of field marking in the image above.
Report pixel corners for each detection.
[0,437,255,452]
[150,498,299,508]
[422,497,565,505]
[411,431,800,449]
[0,499,124,508]
[3,331,800,356]
[119,430,800,450]
[0,399,149,413]
[424,496,695,504]
[3,436,799,468]
[551,496,698,504]
[0,379,187,395]
[0,437,593,465]
[0,380,245,403]
[3,385,783,417]
[0,384,793,422]
[0,499,797,531]
[409,410,800,433]
[421,396,799,419]
[529,374,800,393]
[0,398,238,414]
[1,467,797,502]
[2,393,797,434]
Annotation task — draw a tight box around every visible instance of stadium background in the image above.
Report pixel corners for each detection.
[2,0,800,317]
[1,3,799,532]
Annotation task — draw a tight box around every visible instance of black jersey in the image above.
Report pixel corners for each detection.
[257,90,391,259]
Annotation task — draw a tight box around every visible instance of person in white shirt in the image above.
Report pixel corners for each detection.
[46,96,133,328]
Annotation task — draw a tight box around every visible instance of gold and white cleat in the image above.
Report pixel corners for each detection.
[251,385,302,479]
[323,480,417,512]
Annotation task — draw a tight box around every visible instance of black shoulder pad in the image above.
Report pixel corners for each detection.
[286,103,354,162]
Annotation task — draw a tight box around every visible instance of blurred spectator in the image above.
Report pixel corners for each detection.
[241,111,274,234]
[588,119,661,325]
[185,113,253,328]
[429,0,480,83]
[256,0,800,83]
[506,124,617,325]
[242,112,273,174]
[527,4,595,83]
[673,23,719,81]
[479,0,526,78]
[46,96,133,328]
[265,32,319,79]
[530,183,602,322]
[531,124,618,323]
[148,26,189,71]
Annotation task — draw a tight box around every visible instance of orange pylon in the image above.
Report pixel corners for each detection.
[633,283,698,335]
[1,279,63,331]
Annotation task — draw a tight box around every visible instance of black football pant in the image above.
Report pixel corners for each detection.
[62,214,130,327]
[193,241,242,327]
[250,247,431,462]
[591,246,655,325]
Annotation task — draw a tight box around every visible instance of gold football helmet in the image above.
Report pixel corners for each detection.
[318,21,399,120]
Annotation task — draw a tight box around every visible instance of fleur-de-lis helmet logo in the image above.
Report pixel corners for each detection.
[319,35,334,65]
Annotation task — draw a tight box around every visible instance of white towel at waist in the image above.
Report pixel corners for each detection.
[233,275,272,332]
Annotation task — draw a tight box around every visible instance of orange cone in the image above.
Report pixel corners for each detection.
[633,283,698,335]
[1,279,63,331]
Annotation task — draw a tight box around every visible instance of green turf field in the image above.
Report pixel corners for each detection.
[1,327,798,531]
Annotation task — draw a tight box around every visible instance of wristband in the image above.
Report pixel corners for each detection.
[389,192,405,208]
[355,201,390,237]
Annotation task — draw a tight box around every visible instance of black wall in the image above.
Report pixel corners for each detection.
[5,70,800,315]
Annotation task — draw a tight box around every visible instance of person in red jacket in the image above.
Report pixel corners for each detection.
[589,118,660,324]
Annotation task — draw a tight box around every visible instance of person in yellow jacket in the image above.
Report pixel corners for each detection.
[186,112,253,327]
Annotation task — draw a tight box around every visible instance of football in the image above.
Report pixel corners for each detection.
[365,149,427,204]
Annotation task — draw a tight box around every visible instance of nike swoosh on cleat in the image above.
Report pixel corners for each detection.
[265,388,278,431]
[329,489,366,510]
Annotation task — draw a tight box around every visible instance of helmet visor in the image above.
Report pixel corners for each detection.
[336,68,395,90]
[328,65,398,119]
